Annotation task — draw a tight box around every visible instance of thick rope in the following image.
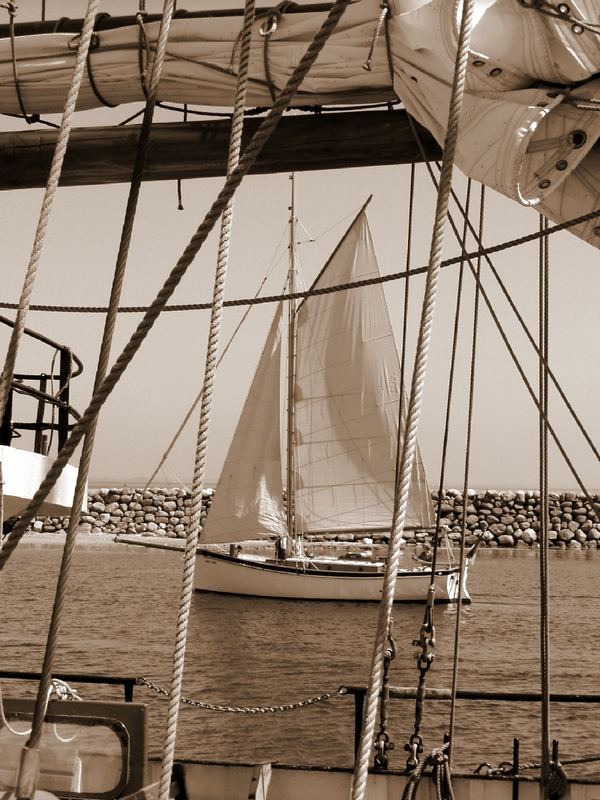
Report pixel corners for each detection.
[448,184,485,759]
[351,0,475,794]
[157,2,255,796]
[3,203,600,315]
[21,0,179,763]
[0,0,353,573]
[539,217,551,795]
[0,0,99,427]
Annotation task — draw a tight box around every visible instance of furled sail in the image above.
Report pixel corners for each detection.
[0,2,392,115]
[293,208,434,533]
[201,303,286,544]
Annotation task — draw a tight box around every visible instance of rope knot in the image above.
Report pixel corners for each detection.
[259,1,298,36]
[0,2,17,17]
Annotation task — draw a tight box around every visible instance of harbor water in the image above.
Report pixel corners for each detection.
[1,541,599,776]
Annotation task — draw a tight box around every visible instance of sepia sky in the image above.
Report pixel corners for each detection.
[2,0,600,492]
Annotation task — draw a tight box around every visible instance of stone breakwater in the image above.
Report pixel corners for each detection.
[25,487,600,549]
[29,487,214,539]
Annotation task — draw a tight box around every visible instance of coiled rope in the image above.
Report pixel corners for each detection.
[351,0,475,794]
[156,1,255,797]
[0,0,99,430]
[0,0,353,573]
[20,0,179,779]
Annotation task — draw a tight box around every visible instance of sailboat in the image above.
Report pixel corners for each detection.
[2,3,599,800]
[195,188,473,603]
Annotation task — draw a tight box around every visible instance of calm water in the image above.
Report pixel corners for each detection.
[1,543,599,776]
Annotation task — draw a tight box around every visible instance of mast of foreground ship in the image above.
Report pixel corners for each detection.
[280,172,298,560]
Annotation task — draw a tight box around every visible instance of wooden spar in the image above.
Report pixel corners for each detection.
[0,110,441,191]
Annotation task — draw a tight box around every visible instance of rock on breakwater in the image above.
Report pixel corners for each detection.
[432,489,600,550]
[28,486,213,539]
[23,487,600,549]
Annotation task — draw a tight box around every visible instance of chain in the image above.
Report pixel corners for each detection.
[139,676,345,714]
[374,620,396,770]
[517,0,600,35]
[405,585,436,770]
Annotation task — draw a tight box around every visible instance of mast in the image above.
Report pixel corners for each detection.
[285,173,298,549]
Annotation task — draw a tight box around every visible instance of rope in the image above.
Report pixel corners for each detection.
[448,184,485,761]
[351,0,475,793]
[157,2,255,795]
[404,180,473,772]
[430,179,472,574]
[539,216,551,794]
[402,743,454,800]
[143,264,279,490]
[6,199,600,317]
[0,0,353,573]
[0,0,100,432]
[398,163,415,405]
[21,0,179,768]
[139,676,344,713]
[362,0,388,71]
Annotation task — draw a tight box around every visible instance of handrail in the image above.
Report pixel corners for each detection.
[11,380,81,420]
[0,314,83,377]
[0,314,83,451]
[0,671,142,702]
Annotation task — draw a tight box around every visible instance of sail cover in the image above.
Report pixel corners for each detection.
[201,303,286,544]
[0,2,392,114]
[294,209,433,533]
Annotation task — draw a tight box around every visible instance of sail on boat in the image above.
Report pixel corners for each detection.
[196,192,471,602]
[3,3,599,800]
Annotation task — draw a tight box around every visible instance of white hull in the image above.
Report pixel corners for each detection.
[195,549,470,602]
[0,445,82,520]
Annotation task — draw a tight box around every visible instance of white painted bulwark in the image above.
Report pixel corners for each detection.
[195,549,470,603]
[0,445,83,520]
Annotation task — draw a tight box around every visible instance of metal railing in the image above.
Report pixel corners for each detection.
[0,315,82,454]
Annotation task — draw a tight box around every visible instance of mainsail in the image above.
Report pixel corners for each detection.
[201,303,286,544]
[202,208,434,545]
[294,209,433,533]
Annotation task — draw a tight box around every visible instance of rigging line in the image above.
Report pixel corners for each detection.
[397,163,415,513]
[0,0,100,437]
[0,0,355,574]
[430,178,472,577]
[408,121,597,489]
[156,4,354,800]
[157,4,254,797]
[7,199,600,317]
[142,226,285,490]
[404,178,472,772]
[22,0,180,768]
[351,0,476,792]
[419,167,590,498]
[539,216,551,795]
[448,183,485,764]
